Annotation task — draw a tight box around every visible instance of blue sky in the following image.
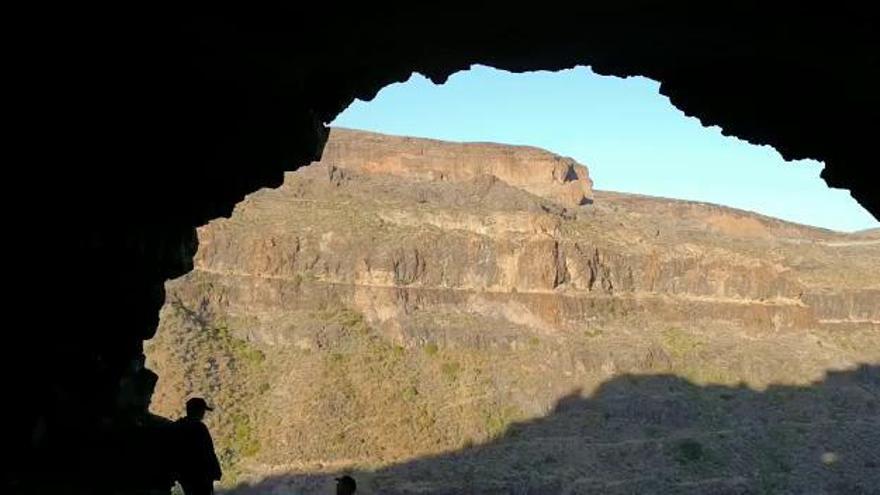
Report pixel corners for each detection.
[332,65,878,232]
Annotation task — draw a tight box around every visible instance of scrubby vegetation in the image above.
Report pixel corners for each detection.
[146,299,269,484]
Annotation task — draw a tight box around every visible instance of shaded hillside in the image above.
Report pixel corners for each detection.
[223,365,880,494]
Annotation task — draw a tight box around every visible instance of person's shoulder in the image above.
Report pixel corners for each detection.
[174,417,198,430]
[179,418,210,433]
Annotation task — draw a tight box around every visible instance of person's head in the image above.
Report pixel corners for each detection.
[185,397,213,421]
[335,475,357,495]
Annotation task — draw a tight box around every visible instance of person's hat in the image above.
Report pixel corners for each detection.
[186,397,214,412]
[335,475,357,491]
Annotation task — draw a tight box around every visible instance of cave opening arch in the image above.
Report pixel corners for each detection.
[13,5,879,493]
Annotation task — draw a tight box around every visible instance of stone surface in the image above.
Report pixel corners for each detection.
[322,128,593,207]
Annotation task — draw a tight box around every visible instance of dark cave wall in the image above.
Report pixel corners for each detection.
[10,3,877,492]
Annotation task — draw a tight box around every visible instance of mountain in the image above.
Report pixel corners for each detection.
[145,128,879,492]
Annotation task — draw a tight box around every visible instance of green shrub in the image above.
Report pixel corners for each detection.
[441,361,461,381]
[662,327,703,360]
[402,385,419,401]
[675,439,704,464]
[583,328,604,338]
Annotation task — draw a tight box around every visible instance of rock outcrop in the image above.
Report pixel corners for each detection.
[322,128,593,207]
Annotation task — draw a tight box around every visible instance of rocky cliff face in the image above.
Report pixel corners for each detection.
[321,128,593,207]
[146,129,879,492]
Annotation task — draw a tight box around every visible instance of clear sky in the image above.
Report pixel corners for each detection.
[332,65,878,232]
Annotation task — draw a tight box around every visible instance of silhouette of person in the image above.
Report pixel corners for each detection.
[173,397,222,495]
[336,475,357,494]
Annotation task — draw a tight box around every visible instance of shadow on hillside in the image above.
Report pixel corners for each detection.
[222,365,879,494]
